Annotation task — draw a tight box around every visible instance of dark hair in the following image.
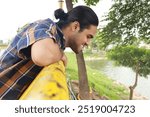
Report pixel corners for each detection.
[54,6,99,31]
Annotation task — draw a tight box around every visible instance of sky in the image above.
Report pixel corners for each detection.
[0,0,112,43]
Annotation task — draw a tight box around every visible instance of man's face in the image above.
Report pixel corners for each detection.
[68,24,97,54]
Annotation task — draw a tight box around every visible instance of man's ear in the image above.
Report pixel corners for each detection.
[72,21,80,32]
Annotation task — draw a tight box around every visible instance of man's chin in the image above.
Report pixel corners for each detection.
[71,48,81,54]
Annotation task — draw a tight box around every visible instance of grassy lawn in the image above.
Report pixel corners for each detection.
[66,52,129,100]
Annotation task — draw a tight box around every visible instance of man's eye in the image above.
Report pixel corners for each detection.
[87,35,93,39]
[87,36,91,39]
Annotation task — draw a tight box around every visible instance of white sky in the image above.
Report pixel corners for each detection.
[0,0,112,42]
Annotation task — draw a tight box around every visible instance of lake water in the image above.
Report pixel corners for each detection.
[86,59,150,99]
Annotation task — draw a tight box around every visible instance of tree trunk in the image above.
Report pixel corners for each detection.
[76,51,91,99]
[65,0,91,100]
[129,64,139,100]
[65,0,73,11]
[129,86,134,100]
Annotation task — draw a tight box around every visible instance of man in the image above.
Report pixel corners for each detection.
[0,5,99,99]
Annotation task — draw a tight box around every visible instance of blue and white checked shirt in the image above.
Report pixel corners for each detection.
[0,18,65,99]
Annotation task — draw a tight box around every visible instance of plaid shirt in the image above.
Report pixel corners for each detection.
[0,18,65,99]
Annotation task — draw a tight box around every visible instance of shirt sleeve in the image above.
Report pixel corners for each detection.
[16,22,58,59]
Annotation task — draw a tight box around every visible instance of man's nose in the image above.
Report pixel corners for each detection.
[86,39,91,45]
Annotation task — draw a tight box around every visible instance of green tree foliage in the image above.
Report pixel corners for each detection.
[91,31,101,49]
[92,30,110,50]
[108,45,150,99]
[73,0,100,5]
[108,46,150,77]
[101,0,150,48]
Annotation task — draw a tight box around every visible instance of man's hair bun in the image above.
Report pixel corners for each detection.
[54,8,68,20]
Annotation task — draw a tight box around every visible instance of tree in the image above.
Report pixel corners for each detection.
[64,0,100,99]
[100,0,150,48]
[108,46,150,99]
[73,0,99,5]
[91,30,108,50]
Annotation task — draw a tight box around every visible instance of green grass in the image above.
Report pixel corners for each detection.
[66,52,129,100]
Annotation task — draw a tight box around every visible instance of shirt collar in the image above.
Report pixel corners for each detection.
[55,24,66,50]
